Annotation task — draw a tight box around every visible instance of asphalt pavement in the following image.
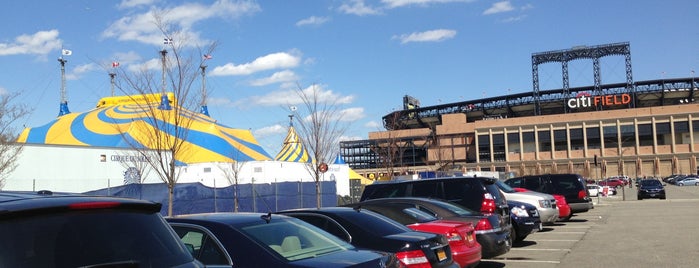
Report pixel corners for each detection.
[479,182,699,267]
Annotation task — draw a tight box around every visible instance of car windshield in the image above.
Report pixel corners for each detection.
[0,210,193,268]
[495,180,517,193]
[239,217,353,261]
[640,180,662,186]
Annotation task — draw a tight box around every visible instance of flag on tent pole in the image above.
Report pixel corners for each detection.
[163,38,173,45]
[203,54,212,60]
[61,49,72,56]
[112,61,119,68]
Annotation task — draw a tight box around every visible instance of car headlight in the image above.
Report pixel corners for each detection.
[538,200,551,208]
[511,206,529,217]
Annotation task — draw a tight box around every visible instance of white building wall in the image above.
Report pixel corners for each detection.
[5,144,351,196]
[5,144,163,192]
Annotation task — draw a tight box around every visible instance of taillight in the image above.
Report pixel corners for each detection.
[395,250,431,268]
[446,231,465,245]
[481,193,496,213]
[68,201,121,210]
[474,218,493,231]
[578,189,587,199]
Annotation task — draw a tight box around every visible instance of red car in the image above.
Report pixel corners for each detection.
[513,188,572,221]
[598,178,625,188]
[407,219,481,268]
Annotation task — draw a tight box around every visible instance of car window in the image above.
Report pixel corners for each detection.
[641,180,661,186]
[495,180,516,193]
[173,226,229,265]
[363,184,406,199]
[401,207,439,223]
[411,181,439,198]
[431,201,480,217]
[239,217,353,261]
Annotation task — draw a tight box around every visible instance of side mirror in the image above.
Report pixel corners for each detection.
[184,243,195,255]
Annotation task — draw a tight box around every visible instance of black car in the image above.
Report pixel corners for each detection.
[168,213,399,267]
[637,179,667,200]
[507,200,542,243]
[0,190,202,268]
[277,207,458,268]
[346,197,512,258]
[504,173,593,220]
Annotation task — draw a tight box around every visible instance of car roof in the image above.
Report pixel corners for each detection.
[167,212,292,224]
[367,176,497,185]
[0,190,161,216]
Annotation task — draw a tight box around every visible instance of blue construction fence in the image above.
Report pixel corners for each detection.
[85,181,337,216]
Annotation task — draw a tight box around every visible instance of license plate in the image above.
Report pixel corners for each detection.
[436,248,447,261]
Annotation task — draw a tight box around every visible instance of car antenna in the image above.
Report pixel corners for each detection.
[260,212,272,224]
[352,205,361,212]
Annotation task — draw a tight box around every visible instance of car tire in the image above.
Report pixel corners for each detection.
[660,196,666,200]
[561,214,573,221]
[637,195,642,200]
[679,183,684,186]
[695,182,699,186]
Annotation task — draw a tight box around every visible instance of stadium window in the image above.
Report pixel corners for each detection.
[638,123,653,146]
[674,121,690,144]
[569,128,584,150]
[477,134,491,162]
[553,129,567,152]
[507,132,520,153]
[537,130,551,152]
[522,131,535,153]
[655,122,671,145]
[620,125,635,147]
[586,127,601,149]
[603,126,618,149]
[492,133,505,162]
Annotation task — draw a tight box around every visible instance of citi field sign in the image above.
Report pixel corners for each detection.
[567,92,632,109]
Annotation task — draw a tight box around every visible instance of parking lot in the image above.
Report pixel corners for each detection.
[478,183,699,267]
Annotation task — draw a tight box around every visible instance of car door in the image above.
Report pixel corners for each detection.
[170,225,231,267]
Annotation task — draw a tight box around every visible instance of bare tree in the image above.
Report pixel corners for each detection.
[0,92,30,189]
[219,158,246,212]
[291,84,350,208]
[113,14,216,216]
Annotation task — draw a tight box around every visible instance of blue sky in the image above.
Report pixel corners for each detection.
[1,0,697,155]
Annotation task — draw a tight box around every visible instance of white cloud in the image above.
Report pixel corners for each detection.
[296,16,330,27]
[210,51,302,76]
[338,107,365,122]
[118,0,157,9]
[483,1,514,15]
[338,0,382,16]
[233,84,354,108]
[382,0,474,9]
[0,30,62,56]
[0,86,8,95]
[254,124,286,137]
[127,58,162,72]
[393,29,456,44]
[206,97,233,106]
[103,0,260,47]
[501,15,527,23]
[364,120,382,129]
[66,63,99,80]
[249,70,299,86]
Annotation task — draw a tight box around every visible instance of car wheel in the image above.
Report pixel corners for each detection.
[561,214,573,221]
[695,182,699,186]
[637,195,642,200]
[679,183,684,186]
[660,196,666,200]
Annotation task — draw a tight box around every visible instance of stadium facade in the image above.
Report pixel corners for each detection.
[340,42,699,181]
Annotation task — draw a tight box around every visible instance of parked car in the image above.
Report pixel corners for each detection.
[277,207,458,268]
[598,178,626,188]
[504,173,593,220]
[0,190,203,268]
[675,175,699,186]
[507,200,542,243]
[513,187,572,221]
[552,194,572,221]
[342,199,481,268]
[587,184,616,196]
[637,179,667,200]
[346,197,511,258]
[167,212,400,268]
[494,180,559,224]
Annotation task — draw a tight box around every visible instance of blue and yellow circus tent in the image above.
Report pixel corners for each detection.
[274,120,312,163]
[17,93,272,165]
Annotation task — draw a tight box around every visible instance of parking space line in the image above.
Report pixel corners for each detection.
[536,231,586,234]
[487,259,561,264]
[533,239,578,242]
[510,248,571,252]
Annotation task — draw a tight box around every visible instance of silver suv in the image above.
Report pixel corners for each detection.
[495,180,559,224]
